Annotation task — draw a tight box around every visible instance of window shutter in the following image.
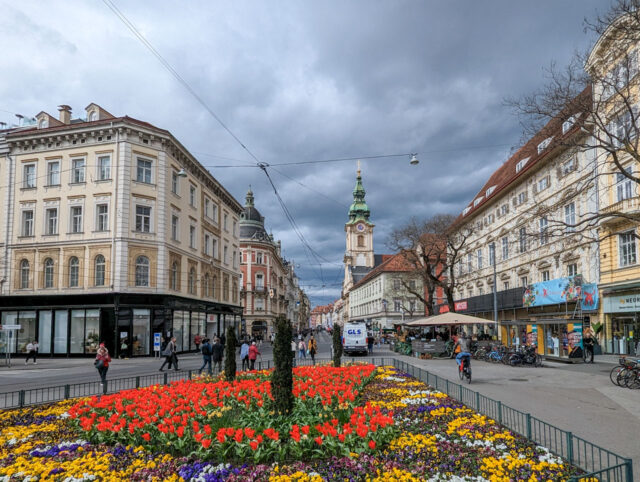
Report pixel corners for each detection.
[533,183,538,194]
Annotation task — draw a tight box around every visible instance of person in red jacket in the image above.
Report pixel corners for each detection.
[95,343,111,385]
[248,341,260,370]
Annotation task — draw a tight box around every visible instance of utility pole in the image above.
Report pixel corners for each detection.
[491,244,498,340]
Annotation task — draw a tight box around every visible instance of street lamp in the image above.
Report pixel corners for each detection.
[409,154,419,166]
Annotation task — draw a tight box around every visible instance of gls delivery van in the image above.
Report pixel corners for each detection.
[343,322,368,355]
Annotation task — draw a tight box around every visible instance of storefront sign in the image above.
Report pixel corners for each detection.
[439,301,468,313]
[603,294,640,312]
[523,276,598,310]
[153,333,161,351]
[207,314,216,323]
[1,324,21,330]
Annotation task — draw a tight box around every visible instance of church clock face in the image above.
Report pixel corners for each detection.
[356,223,365,232]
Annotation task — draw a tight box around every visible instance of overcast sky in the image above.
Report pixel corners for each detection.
[1,0,610,306]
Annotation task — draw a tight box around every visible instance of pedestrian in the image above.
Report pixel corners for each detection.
[194,333,202,352]
[94,343,111,385]
[240,339,250,371]
[212,337,224,373]
[291,339,297,367]
[159,336,178,371]
[220,332,226,349]
[308,335,317,365]
[583,328,596,363]
[25,340,38,364]
[199,338,213,374]
[367,334,374,355]
[119,338,128,359]
[298,338,307,359]
[248,341,260,370]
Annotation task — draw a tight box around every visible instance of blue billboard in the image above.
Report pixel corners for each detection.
[523,275,598,310]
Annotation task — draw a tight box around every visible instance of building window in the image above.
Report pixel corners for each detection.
[357,235,365,247]
[479,287,484,295]
[69,257,79,287]
[393,299,402,312]
[562,116,575,134]
[71,158,86,183]
[204,198,211,218]
[97,155,111,180]
[135,205,151,233]
[203,234,210,255]
[255,297,264,310]
[45,208,58,235]
[136,158,152,184]
[256,252,263,264]
[95,255,105,286]
[188,268,196,294]
[47,161,60,186]
[171,171,179,194]
[20,259,29,289]
[171,262,178,290]
[39,117,49,128]
[477,249,483,269]
[23,164,36,189]
[515,157,529,173]
[519,227,527,253]
[567,263,578,277]
[503,281,510,290]
[189,185,196,207]
[212,238,218,259]
[189,225,196,249]
[233,250,238,269]
[539,217,548,245]
[537,137,552,154]
[517,191,527,205]
[135,256,150,287]
[488,242,496,266]
[96,204,109,231]
[502,236,509,260]
[393,278,401,290]
[467,253,472,272]
[541,270,550,282]
[500,204,508,216]
[22,210,34,237]
[616,167,634,202]
[233,221,237,237]
[224,213,228,231]
[563,158,576,175]
[409,280,417,290]
[565,203,576,232]
[409,299,416,312]
[171,215,179,241]
[44,258,54,288]
[619,231,637,267]
[89,111,97,122]
[521,276,528,287]
[70,206,83,233]
[538,176,549,192]
[223,246,228,264]
[204,273,210,297]
[256,273,264,289]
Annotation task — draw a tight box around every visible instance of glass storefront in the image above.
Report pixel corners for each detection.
[54,311,68,354]
[39,311,52,354]
[1,312,18,353]
[70,310,85,354]
[182,312,190,351]
[17,311,36,353]
[132,309,150,356]
[85,310,100,354]
[173,311,184,352]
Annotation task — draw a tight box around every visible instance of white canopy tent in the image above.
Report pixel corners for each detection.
[405,312,494,327]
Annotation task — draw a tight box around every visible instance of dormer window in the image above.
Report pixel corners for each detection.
[485,186,496,197]
[88,111,97,122]
[473,196,484,207]
[515,157,530,173]
[537,137,552,154]
[462,206,471,216]
[38,118,48,129]
[562,115,576,134]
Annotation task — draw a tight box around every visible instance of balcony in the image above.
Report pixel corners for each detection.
[253,286,266,293]
[601,196,640,224]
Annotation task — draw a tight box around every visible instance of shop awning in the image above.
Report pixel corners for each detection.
[405,312,495,326]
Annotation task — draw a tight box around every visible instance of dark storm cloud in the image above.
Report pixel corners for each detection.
[1,0,610,306]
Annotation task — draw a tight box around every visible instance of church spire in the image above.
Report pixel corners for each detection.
[245,185,254,207]
[347,162,370,224]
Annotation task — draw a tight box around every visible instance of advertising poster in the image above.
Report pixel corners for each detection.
[569,324,583,359]
[527,324,538,346]
[523,275,598,310]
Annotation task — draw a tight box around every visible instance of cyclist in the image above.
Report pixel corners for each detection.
[454,332,472,372]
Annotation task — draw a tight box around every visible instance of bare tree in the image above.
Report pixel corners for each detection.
[388,214,473,314]
[505,0,640,240]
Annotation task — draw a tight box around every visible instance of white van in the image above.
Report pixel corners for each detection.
[343,322,368,355]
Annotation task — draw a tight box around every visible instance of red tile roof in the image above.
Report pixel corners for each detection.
[352,252,415,290]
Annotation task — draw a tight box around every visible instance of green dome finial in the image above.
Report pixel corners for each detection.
[347,162,370,224]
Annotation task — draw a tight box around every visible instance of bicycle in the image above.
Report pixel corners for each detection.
[610,357,637,386]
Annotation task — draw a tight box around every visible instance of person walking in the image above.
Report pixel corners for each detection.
[119,338,128,359]
[248,341,260,370]
[95,343,111,385]
[308,335,317,365]
[159,337,178,371]
[583,328,596,363]
[211,337,224,373]
[291,338,297,367]
[367,334,374,355]
[240,339,250,371]
[298,338,307,360]
[199,338,213,374]
[25,340,38,364]
[194,333,202,352]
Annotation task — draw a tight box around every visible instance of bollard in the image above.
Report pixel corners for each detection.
[64,385,70,400]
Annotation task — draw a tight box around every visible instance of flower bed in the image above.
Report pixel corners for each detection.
[0,365,586,481]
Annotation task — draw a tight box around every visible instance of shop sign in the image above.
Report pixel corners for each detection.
[1,324,21,330]
[603,294,640,313]
[207,314,216,323]
[439,301,468,313]
[523,276,598,310]
[153,333,161,351]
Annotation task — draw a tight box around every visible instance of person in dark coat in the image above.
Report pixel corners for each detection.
[199,338,213,374]
[211,337,224,373]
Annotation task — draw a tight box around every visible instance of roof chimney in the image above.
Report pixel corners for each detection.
[58,105,72,124]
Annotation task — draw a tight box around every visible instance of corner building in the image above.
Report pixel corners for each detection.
[0,104,242,357]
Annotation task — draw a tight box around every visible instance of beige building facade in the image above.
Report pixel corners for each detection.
[0,103,242,357]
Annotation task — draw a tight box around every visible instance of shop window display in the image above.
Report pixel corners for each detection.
[70,310,85,353]
[85,310,100,354]
[132,309,150,356]
[54,311,68,354]
[38,311,52,354]
[17,311,36,353]
[173,311,184,352]
[1,312,18,353]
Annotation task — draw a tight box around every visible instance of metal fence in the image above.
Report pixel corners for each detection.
[0,356,632,481]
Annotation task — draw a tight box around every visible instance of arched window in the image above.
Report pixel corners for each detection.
[89,111,97,122]
[38,117,48,129]
[69,257,79,287]
[171,262,178,290]
[135,256,150,287]
[44,258,54,288]
[357,235,365,247]
[188,268,196,294]
[95,255,105,287]
[203,273,210,297]
[20,259,29,289]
